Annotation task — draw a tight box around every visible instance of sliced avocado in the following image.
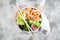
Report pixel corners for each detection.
[33,21,40,28]
[17,13,24,25]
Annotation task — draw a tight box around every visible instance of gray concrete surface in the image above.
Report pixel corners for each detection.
[0,0,60,40]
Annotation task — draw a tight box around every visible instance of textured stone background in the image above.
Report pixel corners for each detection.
[0,0,60,40]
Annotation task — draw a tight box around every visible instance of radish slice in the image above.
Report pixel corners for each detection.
[31,24,37,31]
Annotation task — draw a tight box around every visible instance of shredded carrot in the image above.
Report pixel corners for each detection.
[23,8,41,20]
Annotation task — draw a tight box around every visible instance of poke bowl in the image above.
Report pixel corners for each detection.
[15,7,42,33]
